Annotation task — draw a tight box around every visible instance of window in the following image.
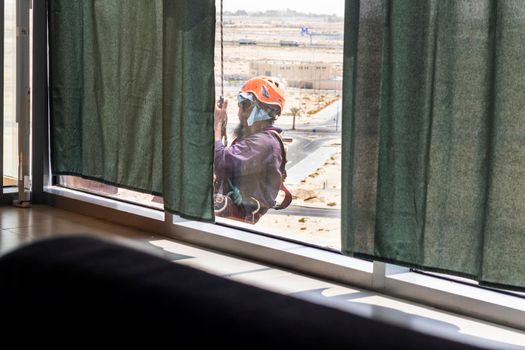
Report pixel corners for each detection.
[215,1,344,250]
[40,0,525,332]
[4,0,17,189]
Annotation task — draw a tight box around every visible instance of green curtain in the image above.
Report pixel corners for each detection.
[343,0,525,291]
[49,0,216,221]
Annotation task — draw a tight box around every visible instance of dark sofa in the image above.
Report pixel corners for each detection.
[0,236,487,349]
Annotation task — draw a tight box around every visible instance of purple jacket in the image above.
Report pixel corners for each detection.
[214,127,284,215]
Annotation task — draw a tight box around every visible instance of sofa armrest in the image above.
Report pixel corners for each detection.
[0,235,484,349]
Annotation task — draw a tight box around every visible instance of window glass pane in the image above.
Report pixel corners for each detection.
[4,0,17,189]
[59,176,164,211]
[214,1,344,250]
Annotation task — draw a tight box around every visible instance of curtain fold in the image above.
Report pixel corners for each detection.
[343,0,525,291]
[342,0,385,257]
[162,1,216,220]
[49,0,215,221]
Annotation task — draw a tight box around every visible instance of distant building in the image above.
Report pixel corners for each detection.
[249,60,342,90]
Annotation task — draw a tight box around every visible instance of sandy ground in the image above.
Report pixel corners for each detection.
[289,152,341,210]
[257,150,342,250]
[216,14,344,118]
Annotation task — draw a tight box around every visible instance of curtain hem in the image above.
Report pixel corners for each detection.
[164,206,214,223]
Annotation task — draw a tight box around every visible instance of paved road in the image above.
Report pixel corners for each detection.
[277,99,342,169]
[284,132,336,170]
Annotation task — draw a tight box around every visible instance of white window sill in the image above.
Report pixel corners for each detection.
[385,267,525,329]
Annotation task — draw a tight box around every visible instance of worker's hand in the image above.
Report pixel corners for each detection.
[214,98,228,141]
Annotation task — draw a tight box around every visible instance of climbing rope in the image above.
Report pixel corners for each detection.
[220,0,224,99]
[219,0,227,146]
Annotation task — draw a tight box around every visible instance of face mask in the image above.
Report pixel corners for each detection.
[237,92,272,127]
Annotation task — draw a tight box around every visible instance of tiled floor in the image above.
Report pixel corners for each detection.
[0,204,524,349]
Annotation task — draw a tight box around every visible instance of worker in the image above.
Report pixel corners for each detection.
[214,76,291,224]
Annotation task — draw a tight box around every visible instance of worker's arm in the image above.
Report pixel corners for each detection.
[214,98,228,142]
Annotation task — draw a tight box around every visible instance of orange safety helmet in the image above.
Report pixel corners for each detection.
[240,76,286,115]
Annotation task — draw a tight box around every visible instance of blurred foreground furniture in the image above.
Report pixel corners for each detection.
[0,236,486,349]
